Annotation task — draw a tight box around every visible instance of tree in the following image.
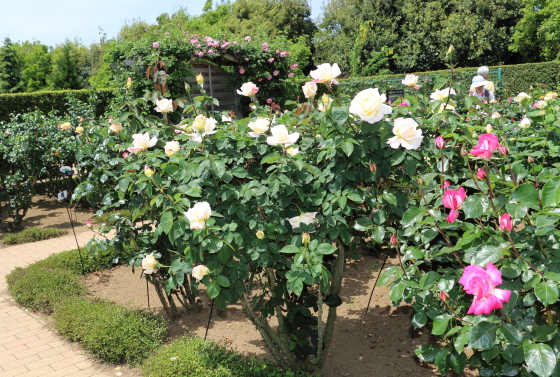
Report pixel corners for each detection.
[0,38,23,93]
[48,40,82,90]
[16,41,52,92]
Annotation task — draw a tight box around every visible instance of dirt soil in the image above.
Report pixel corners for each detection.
[6,197,478,377]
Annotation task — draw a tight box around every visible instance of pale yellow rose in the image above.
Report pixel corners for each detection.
[155,98,173,113]
[310,63,341,85]
[184,202,212,230]
[286,147,299,156]
[142,253,157,274]
[302,81,318,99]
[109,123,123,132]
[519,117,531,129]
[430,87,456,101]
[267,125,299,147]
[165,141,180,157]
[288,212,318,228]
[387,117,424,150]
[75,126,84,134]
[349,88,392,124]
[401,74,419,87]
[256,230,265,239]
[248,118,270,137]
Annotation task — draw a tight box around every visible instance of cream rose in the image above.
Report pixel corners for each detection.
[248,118,270,137]
[387,117,424,150]
[401,74,419,87]
[130,132,157,152]
[155,98,173,113]
[184,202,212,230]
[256,230,265,239]
[519,117,531,129]
[109,123,123,132]
[349,88,392,124]
[165,140,180,157]
[58,122,72,130]
[188,117,218,142]
[267,125,299,147]
[286,147,299,156]
[288,212,318,228]
[310,63,341,85]
[237,82,259,97]
[514,92,531,102]
[302,81,318,99]
[142,253,157,274]
[192,265,210,281]
[430,87,456,101]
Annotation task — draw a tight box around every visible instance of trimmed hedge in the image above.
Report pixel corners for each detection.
[0,88,116,122]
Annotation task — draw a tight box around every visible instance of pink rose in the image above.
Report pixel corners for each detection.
[441,181,451,189]
[290,64,298,70]
[288,72,294,77]
[152,42,159,48]
[458,263,512,315]
[262,43,268,48]
[442,187,466,223]
[239,68,245,74]
[470,133,499,159]
[499,213,512,233]
[273,71,279,76]
[477,168,487,180]
[435,136,445,149]
[268,58,275,63]
[267,75,272,80]
[498,145,508,156]
[245,36,251,41]
[85,221,93,229]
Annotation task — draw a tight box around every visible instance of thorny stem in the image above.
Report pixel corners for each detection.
[507,233,544,277]
[443,300,472,325]
[499,308,511,324]
[474,218,498,244]
[506,159,518,187]
[483,162,498,213]
[392,240,409,279]
[523,216,549,257]
[547,306,554,326]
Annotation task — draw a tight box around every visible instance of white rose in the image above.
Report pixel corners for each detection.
[248,118,270,137]
[188,117,218,142]
[184,202,212,229]
[286,147,299,156]
[401,74,419,87]
[534,100,547,109]
[519,117,531,129]
[288,212,318,228]
[237,82,259,97]
[349,88,392,124]
[165,141,180,157]
[302,81,318,99]
[310,63,341,85]
[267,125,299,147]
[318,96,333,112]
[131,132,158,151]
[430,87,456,101]
[192,265,210,281]
[491,112,501,119]
[437,102,455,113]
[387,117,424,150]
[155,98,173,113]
[109,123,123,132]
[514,92,531,102]
[142,253,157,274]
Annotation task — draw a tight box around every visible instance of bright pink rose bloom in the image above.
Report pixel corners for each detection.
[439,291,449,301]
[459,263,512,315]
[245,36,251,41]
[288,72,294,77]
[273,71,279,76]
[239,68,245,74]
[435,136,445,149]
[262,43,268,48]
[390,234,397,246]
[268,58,275,63]
[442,187,466,223]
[122,152,129,158]
[499,213,513,233]
[470,133,499,159]
[152,42,159,48]
[441,181,451,189]
[477,168,487,180]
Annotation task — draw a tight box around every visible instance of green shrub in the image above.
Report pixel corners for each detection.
[6,264,85,313]
[1,227,67,245]
[0,88,116,123]
[54,297,167,366]
[140,335,314,377]
[32,248,118,274]
[95,209,132,225]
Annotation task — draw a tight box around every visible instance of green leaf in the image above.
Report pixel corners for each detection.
[412,312,427,328]
[215,275,230,288]
[415,344,440,363]
[261,152,282,165]
[341,140,354,157]
[402,207,424,228]
[389,282,405,303]
[513,183,539,206]
[211,160,226,178]
[371,226,385,243]
[462,194,488,219]
[532,325,558,342]
[160,211,173,234]
[500,323,523,345]
[469,322,497,350]
[331,106,349,125]
[316,243,337,255]
[542,177,560,208]
[471,245,503,266]
[535,282,559,305]
[354,217,373,231]
[432,314,453,335]
[454,332,469,353]
[207,280,221,299]
[419,271,439,289]
[279,245,300,254]
[292,278,303,296]
[506,202,528,218]
[524,343,556,377]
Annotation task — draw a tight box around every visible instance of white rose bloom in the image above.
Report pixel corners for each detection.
[192,265,210,281]
[267,125,299,147]
[318,97,333,112]
[237,82,259,97]
[534,100,547,109]
[109,123,123,132]
[349,88,392,124]
[165,140,180,157]
[430,87,456,101]
[491,112,501,119]
[188,117,218,142]
[131,132,158,151]
[401,74,419,87]
[142,253,157,274]
[288,212,318,228]
[184,202,212,230]
[248,118,270,137]
[438,102,455,113]
[387,117,424,150]
[310,63,341,85]
[519,117,531,129]
[155,98,174,113]
[514,92,531,102]
[286,147,299,156]
[302,81,318,99]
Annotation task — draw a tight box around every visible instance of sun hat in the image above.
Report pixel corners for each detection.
[472,75,486,88]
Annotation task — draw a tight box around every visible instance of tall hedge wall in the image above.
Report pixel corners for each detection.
[0,89,116,123]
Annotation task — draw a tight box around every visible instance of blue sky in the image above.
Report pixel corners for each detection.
[0,0,325,48]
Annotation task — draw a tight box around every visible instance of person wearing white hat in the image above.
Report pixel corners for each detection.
[470,75,495,102]
[469,66,495,94]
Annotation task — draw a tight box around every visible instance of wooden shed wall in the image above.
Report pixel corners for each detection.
[189,63,240,117]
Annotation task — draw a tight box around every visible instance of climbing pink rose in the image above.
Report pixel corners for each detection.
[458,263,512,315]
[499,213,513,233]
[470,133,499,159]
[442,187,466,223]
[152,42,159,48]
[239,68,245,74]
